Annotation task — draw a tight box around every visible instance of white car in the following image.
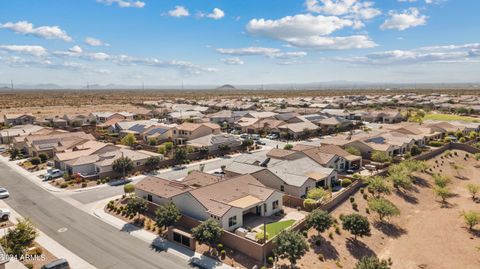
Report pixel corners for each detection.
[44,169,63,181]
[0,208,10,221]
[0,188,9,199]
[266,134,278,140]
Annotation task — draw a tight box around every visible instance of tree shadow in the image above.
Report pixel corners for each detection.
[413,176,431,188]
[310,236,339,261]
[467,229,480,238]
[345,238,376,260]
[395,190,418,204]
[373,221,407,238]
[120,222,142,233]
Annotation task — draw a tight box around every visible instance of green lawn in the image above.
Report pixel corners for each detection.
[423,113,479,123]
[265,219,295,237]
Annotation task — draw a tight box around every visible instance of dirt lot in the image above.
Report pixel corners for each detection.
[278,150,480,269]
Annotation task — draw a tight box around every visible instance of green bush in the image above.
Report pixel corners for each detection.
[81,182,88,188]
[267,256,274,265]
[342,179,352,188]
[60,182,68,188]
[38,153,48,163]
[30,157,41,165]
[303,199,318,211]
[283,144,293,150]
[25,263,34,269]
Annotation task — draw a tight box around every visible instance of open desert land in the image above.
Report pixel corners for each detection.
[277,150,480,269]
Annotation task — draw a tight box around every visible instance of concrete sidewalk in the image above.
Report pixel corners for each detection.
[91,198,236,269]
[0,200,95,269]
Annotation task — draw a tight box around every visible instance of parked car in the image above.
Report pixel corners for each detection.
[0,208,10,221]
[44,169,63,181]
[172,165,186,171]
[255,140,266,145]
[0,188,9,199]
[250,134,260,141]
[41,258,70,269]
[266,133,278,140]
[239,133,249,139]
[0,146,6,153]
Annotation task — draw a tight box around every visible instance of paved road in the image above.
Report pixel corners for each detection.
[0,162,192,269]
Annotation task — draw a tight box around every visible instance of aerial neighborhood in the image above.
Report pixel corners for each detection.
[1,91,480,269]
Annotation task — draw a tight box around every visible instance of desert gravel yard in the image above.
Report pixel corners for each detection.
[277,150,480,269]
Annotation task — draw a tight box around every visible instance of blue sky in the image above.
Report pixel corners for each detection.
[0,0,479,86]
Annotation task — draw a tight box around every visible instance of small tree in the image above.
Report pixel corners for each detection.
[371,151,391,163]
[433,174,451,188]
[145,156,161,171]
[30,157,41,165]
[306,188,331,204]
[112,156,134,177]
[38,153,48,163]
[340,213,371,240]
[121,133,137,147]
[365,176,391,197]
[155,203,181,229]
[367,198,400,222]
[158,145,166,155]
[191,219,223,252]
[387,171,413,192]
[123,183,135,196]
[433,186,454,204]
[283,144,293,150]
[241,139,253,148]
[307,209,333,237]
[345,146,361,156]
[148,137,157,146]
[466,184,480,200]
[126,196,148,220]
[9,148,20,160]
[174,148,187,163]
[218,144,231,152]
[461,211,480,230]
[199,146,210,155]
[1,218,38,256]
[163,141,174,152]
[355,256,391,269]
[273,230,309,268]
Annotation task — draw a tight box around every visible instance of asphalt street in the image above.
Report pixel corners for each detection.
[0,161,193,269]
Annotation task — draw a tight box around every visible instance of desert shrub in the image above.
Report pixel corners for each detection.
[341,179,352,188]
[25,263,34,269]
[81,182,87,188]
[303,199,317,211]
[30,157,41,165]
[429,140,443,147]
[267,256,274,265]
[60,183,68,188]
[38,153,48,163]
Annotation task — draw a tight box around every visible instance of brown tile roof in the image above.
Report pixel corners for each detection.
[189,174,276,217]
[266,148,297,159]
[136,177,193,199]
[182,171,223,187]
[302,148,337,165]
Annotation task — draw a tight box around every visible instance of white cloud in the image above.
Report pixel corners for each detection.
[381,8,427,31]
[247,14,353,39]
[221,57,244,65]
[85,37,108,46]
[305,0,381,20]
[337,42,480,65]
[246,14,376,50]
[205,8,225,20]
[216,46,308,59]
[69,45,83,54]
[168,6,190,17]
[398,0,436,3]
[0,21,72,42]
[0,45,47,56]
[285,35,377,49]
[97,0,145,8]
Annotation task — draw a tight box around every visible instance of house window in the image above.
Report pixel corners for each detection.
[280,185,285,192]
[147,194,152,202]
[272,200,279,210]
[228,216,237,227]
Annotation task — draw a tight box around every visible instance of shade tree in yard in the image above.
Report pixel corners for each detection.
[191,218,223,252]
[306,209,334,237]
[367,198,400,222]
[340,213,371,240]
[155,203,181,229]
[273,230,309,268]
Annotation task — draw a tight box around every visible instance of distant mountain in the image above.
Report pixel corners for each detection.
[216,84,236,90]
